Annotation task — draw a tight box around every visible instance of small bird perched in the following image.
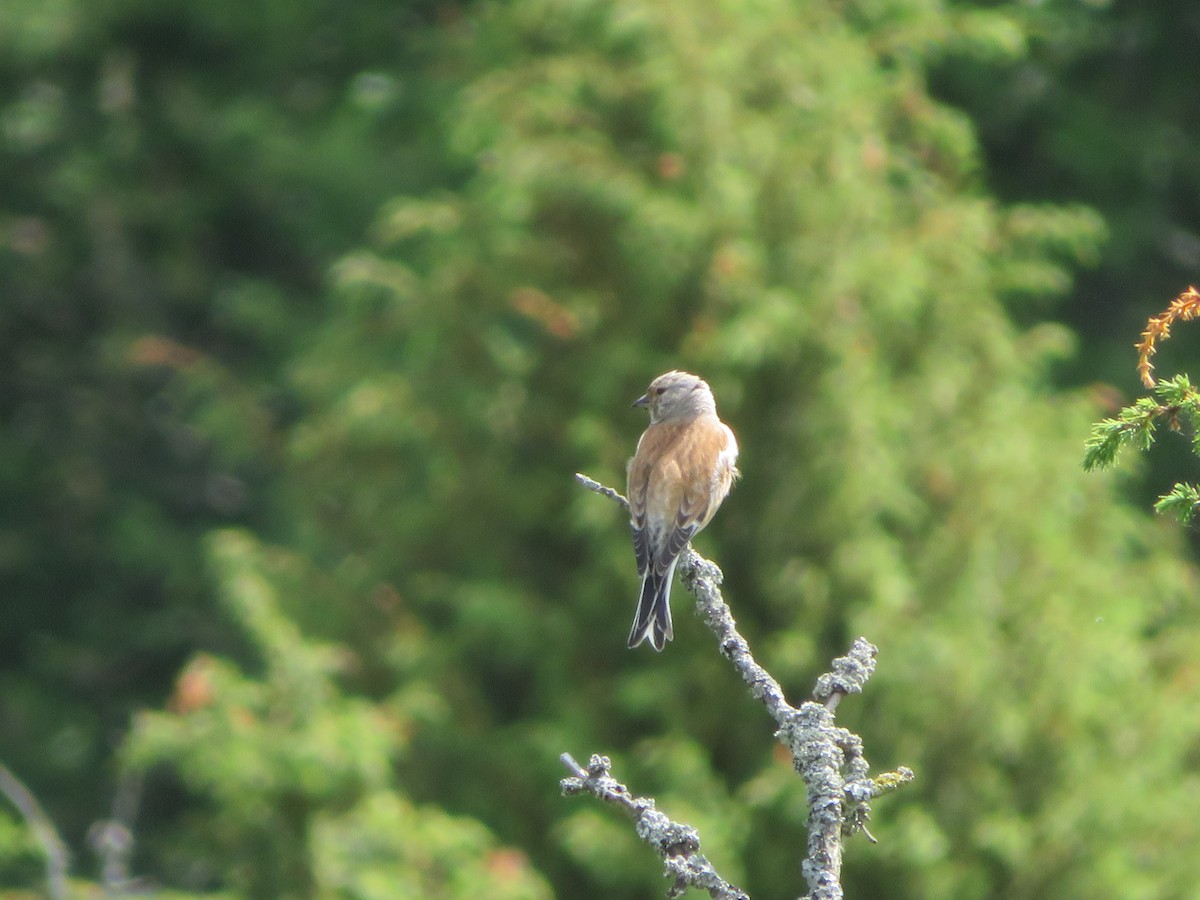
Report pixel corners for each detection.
[626,371,739,650]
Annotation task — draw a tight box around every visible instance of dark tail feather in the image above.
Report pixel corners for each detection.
[628,566,676,651]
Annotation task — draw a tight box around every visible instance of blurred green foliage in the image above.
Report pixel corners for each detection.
[3,0,1200,897]
[933,0,1200,387]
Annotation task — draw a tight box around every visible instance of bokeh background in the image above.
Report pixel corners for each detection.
[4,0,1200,897]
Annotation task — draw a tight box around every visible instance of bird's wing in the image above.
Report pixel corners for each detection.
[627,439,653,576]
[656,507,700,576]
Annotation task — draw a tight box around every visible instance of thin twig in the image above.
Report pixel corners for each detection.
[575,472,629,510]
[0,759,70,900]
[89,768,144,897]
[560,753,749,900]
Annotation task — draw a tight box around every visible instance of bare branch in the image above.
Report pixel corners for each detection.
[560,753,749,900]
[0,759,70,900]
[570,473,914,900]
[676,549,794,724]
[814,637,877,707]
[574,472,629,511]
[89,769,144,896]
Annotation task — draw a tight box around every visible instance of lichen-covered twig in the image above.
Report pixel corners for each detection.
[560,753,749,900]
[570,473,914,899]
[575,472,629,510]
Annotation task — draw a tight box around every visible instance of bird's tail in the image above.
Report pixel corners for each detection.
[628,562,677,651]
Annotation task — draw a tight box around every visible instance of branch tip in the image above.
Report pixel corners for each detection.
[1136,285,1200,388]
[575,472,630,510]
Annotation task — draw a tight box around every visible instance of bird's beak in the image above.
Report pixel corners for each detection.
[632,393,649,409]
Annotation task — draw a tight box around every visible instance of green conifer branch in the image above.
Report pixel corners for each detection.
[1082,396,1166,471]
[1087,290,1200,527]
[1153,483,1200,523]
[1083,376,1200,471]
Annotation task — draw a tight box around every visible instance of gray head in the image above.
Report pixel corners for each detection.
[632,370,717,424]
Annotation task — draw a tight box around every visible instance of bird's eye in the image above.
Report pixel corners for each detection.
[655,386,667,395]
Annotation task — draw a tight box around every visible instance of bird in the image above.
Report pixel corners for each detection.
[626,371,739,650]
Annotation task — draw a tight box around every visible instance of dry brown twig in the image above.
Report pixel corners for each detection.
[1136,285,1200,388]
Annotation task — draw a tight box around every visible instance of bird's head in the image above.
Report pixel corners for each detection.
[633,371,716,423]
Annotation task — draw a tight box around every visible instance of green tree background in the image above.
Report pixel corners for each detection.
[3,0,1200,897]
